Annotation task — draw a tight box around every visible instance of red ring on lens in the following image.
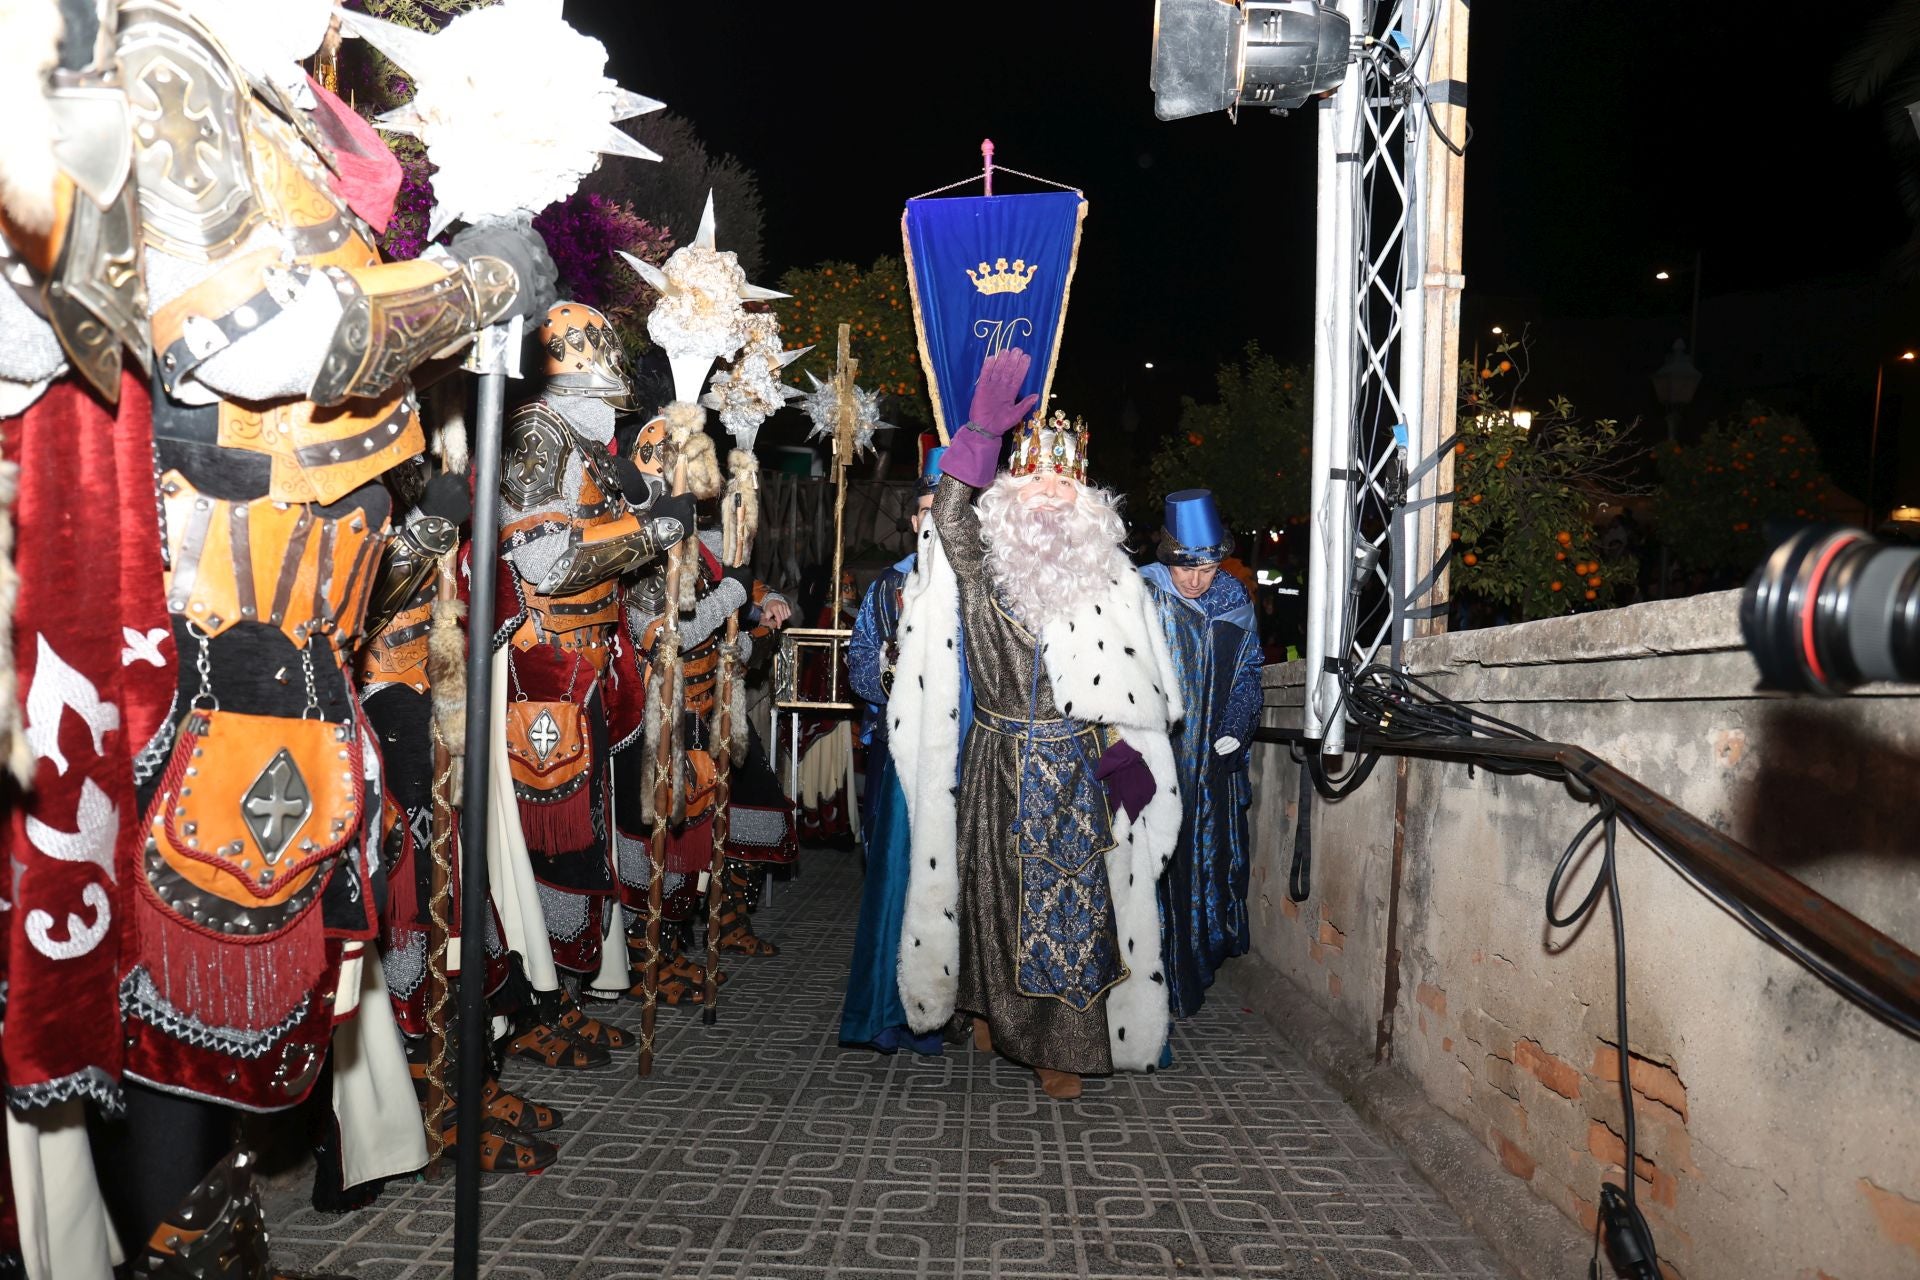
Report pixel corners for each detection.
[1800,532,1861,691]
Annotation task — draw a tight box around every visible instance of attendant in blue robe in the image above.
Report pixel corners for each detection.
[1140,490,1264,1020]
[839,447,970,1052]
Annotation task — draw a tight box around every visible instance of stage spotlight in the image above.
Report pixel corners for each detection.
[1151,0,1355,122]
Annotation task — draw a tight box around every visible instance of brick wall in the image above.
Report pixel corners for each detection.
[1242,591,1920,1280]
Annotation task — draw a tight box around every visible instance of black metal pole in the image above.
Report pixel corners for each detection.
[453,366,505,1280]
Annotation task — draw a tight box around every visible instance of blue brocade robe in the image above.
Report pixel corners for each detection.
[1141,565,1264,1019]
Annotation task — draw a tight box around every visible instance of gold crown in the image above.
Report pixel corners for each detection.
[1009,408,1089,482]
[967,257,1039,296]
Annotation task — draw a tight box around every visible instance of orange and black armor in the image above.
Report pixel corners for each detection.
[494,303,687,978]
[115,0,527,1122]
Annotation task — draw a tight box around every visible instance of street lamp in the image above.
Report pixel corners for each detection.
[1650,339,1701,442]
[1867,349,1918,528]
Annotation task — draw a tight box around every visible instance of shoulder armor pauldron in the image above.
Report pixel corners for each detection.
[119,0,262,261]
[501,402,571,509]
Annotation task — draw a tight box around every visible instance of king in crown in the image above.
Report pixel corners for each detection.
[890,348,1183,1102]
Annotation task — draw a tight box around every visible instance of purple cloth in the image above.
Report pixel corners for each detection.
[1094,738,1156,825]
[969,348,1040,435]
[940,426,1001,488]
[942,348,1040,488]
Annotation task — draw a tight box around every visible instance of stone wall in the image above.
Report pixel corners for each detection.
[1237,590,1920,1280]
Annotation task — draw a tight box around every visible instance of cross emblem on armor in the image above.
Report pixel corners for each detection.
[510,434,557,488]
[529,708,561,763]
[243,750,313,861]
[136,62,221,193]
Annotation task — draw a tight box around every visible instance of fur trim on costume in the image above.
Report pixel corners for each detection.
[888,517,963,1035]
[680,431,722,502]
[662,401,723,501]
[724,449,760,558]
[428,594,467,788]
[0,459,25,785]
[0,0,63,235]
[892,521,1182,1072]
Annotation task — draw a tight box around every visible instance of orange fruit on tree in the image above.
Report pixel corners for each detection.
[1555,551,1566,562]
[1463,552,1478,566]
[1455,442,1467,455]
[1498,359,1512,373]
[1550,580,1564,592]
[1470,493,1483,504]
[1584,589,1598,601]
[1587,575,1603,588]
[1556,530,1572,546]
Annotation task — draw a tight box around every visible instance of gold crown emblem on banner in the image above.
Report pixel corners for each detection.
[967,257,1039,296]
[1009,408,1089,483]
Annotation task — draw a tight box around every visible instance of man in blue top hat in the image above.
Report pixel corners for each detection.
[1140,490,1265,1019]
[839,441,971,1052]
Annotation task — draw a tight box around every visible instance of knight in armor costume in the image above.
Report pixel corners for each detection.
[892,350,1183,1101]
[0,0,557,1260]
[491,301,693,1066]
[611,413,796,1004]
[356,462,563,1176]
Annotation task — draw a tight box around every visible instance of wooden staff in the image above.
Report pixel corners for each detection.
[420,379,467,1177]
[640,444,691,1077]
[420,556,458,1176]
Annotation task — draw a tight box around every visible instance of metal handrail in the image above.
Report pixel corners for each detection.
[1252,725,1920,1031]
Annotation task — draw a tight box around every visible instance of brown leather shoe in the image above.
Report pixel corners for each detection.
[1035,1068,1082,1100]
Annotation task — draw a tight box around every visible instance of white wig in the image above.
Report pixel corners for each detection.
[976,473,1133,631]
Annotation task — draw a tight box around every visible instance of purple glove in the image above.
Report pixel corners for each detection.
[942,348,1041,488]
[1094,738,1156,825]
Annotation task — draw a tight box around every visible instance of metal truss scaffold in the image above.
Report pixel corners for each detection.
[1305,0,1468,754]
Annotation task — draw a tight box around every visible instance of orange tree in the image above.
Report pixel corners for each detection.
[1451,354,1640,620]
[773,257,929,423]
[1652,407,1838,573]
[1147,343,1310,536]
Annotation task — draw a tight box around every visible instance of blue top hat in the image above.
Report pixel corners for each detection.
[1158,489,1235,566]
[918,445,950,497]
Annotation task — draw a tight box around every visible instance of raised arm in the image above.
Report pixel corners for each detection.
[932,346,1040,585]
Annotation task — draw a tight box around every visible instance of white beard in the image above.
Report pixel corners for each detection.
[976,475,1134,631]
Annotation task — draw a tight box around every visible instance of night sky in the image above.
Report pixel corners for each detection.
[581,0,1912,486]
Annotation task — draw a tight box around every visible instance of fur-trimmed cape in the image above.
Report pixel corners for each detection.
[889,517,1184,1072]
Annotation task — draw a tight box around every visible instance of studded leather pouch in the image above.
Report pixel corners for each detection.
[135,709,363,1032]
[504,700,594,855]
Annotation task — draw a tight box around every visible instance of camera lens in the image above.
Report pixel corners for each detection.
[1741,525,1920,694]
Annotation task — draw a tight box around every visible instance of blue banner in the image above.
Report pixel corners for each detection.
[902,191,1087,443]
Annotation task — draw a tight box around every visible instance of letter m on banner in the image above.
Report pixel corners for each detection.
[902,190,1087,444]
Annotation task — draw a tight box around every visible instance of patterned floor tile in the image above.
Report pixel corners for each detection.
[263,848,1511,1279]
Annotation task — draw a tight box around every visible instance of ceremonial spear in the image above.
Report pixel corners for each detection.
[698,316,809,1019]
[621,194,786,1069]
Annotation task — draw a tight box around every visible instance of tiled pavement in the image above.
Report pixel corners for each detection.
[265,851,1510,1279]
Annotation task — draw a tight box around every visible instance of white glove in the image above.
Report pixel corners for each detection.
[1212,736,1241,755]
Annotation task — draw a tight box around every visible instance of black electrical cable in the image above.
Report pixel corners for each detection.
[1547,801,1660,1279]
